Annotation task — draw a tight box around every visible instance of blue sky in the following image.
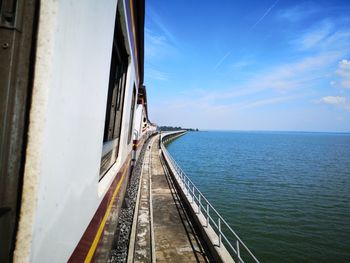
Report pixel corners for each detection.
[144,0,350,132]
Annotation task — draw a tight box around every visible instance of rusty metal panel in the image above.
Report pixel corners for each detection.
[0,0,38,262]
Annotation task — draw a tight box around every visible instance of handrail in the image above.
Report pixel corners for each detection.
[160,132,260,263]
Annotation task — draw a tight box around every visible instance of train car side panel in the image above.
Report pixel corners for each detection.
[14,0,132,262]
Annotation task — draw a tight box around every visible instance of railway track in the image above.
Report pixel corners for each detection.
[127,135,214,263]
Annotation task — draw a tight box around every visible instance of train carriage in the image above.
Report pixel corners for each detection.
[0,0,154,262]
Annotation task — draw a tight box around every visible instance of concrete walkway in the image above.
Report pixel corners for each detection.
[129,135,214,263]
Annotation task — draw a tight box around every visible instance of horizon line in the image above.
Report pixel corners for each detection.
[191,128,350,134]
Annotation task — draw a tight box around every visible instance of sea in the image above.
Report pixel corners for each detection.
[166,131,350,263]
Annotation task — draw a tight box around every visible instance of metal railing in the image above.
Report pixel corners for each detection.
[160,133,260,263]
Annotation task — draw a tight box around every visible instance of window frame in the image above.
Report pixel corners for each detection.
[100,8,129,178]
[128,85,136,143]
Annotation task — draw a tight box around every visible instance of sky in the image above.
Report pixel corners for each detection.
[144,0,350,132]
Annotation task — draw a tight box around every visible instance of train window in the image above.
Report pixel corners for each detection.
[128,86,136,143]
[100,9,128,177]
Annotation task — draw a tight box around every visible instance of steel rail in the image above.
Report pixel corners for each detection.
[161,132,260,263]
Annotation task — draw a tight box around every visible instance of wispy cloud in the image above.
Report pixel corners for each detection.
[145,4,180,84]
[296,21,333,50]
[145,28,177,61]
[164,50,345,114]
[249,0,280,31]
[214,0,279,70]
[242,95,298,109]
[230,59,254,70]
[145,67,170,81]
[214,50,233,70]
[145,2,181,62]
[319,30,350,52]
[255,52,341,90]
[294,18,350,53]
[146,5,177,45]
[230,51,343,94]
[277,2,320,22]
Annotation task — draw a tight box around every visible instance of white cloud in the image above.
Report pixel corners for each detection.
[320,96,346,105]
[335,59,350,88]
[319,95,350,111]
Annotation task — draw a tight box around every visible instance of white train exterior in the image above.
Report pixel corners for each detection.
[0,0,155,262]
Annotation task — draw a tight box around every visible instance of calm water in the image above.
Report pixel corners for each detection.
[166,131,350,263]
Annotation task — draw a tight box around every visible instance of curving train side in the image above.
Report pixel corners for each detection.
[0,0,155,262]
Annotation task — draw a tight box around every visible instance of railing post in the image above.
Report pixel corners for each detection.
[187,180,190,196]
[192,186,194,203]
[198,195,201,214]
[218,218,222,247]
[206,204,209,227]
[236,240,241,263]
